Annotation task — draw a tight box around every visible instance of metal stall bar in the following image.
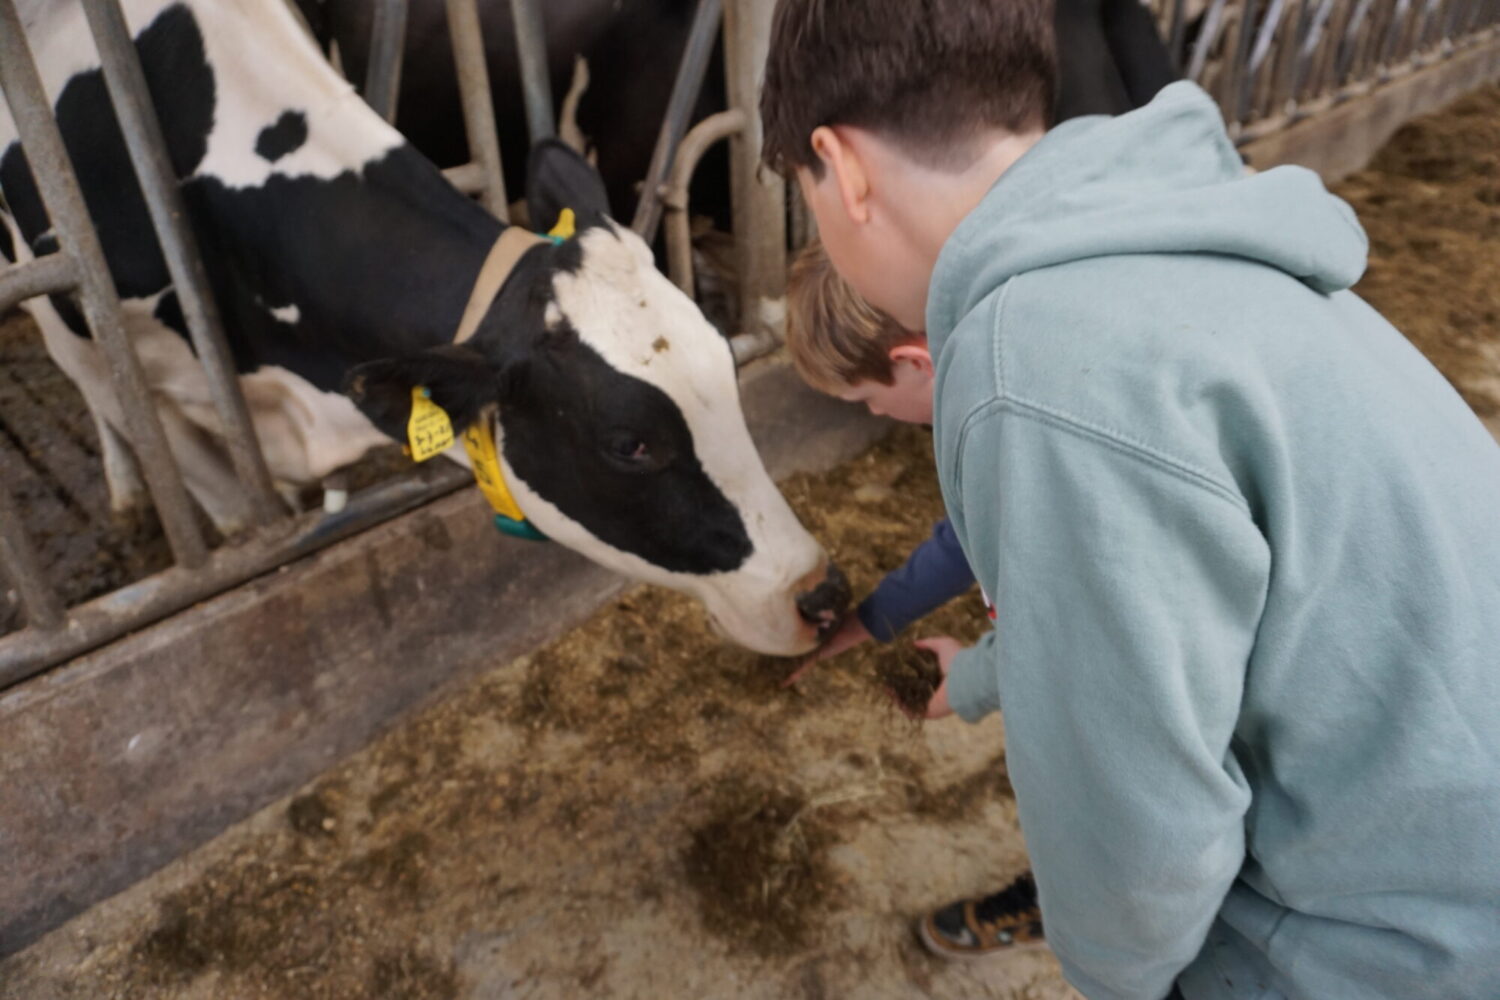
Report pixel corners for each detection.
[631,0,724,243]
[82,0,283,530]
[1243,0,1288,123]
[1378,0,1416,75]
[0,464,65,632]
[0,254,76,309]
[1166,0,1191,72]
[445,0,509,218]
[1354,0,1392,81]
[1440,0,1470,42]
[1451,0,1478,37]
[661,109,746,295]
[0,0,208,569]
[364,0,410,123]
[510,0,554,145]
[1271,0,1316,115]
[1291,0,1338,101]
[1334,0,1378,85]
[1189,0,1233,81]
[0,461,469,687]
[1225,0,1263,128]
[1413,0,1446,55]
[1306,0,1352,100]
[722,0,786,365]
[0,155,94,636]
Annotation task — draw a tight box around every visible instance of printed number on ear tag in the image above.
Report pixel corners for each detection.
[407,386,454,462]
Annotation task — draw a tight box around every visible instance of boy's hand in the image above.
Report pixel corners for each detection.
[914,636,964,719]
[783,615,872,686]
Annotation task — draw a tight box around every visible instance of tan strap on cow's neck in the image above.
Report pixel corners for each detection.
[453,226,546,344]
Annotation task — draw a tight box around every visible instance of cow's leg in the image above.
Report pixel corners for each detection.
[23,302,156,523]
[91,408,150,523]
[152,402,258,539]
[91,398,258,540]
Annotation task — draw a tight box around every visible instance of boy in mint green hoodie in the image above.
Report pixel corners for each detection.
[761,2,1500,999]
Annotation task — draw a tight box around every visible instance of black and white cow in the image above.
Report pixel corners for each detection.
[0,0,846,655]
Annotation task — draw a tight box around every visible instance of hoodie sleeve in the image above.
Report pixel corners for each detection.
[856,519,977,641]
[953,403,1267,1000]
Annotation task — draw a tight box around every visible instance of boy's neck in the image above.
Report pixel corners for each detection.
[891,129,1044,272]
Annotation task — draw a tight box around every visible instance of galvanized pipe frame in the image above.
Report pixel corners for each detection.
[1155,0,1499,134]
[364,0,409,123]
[661,109,747,297]
[721,0,787,367]
[0,0,208,573]
[0,461,471,688]
[630,0,724,244]
[509,0,554,146]
[81,0,284,530]
[443,0,509,218]
[1227,0,1264,128]
[1166,0,1192,71]
[0,254,76,312]
[359,0,511,215]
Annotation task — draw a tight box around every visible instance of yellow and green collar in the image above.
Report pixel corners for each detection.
[400,212,579,541]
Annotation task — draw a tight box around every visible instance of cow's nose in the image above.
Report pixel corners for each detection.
[795,562,851,637]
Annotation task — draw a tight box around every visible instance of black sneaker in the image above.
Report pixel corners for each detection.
[917,871,1046,960]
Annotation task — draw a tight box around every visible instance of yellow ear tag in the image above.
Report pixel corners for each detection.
[407,387,454,462]
[547,207,576,241]
[462,419,526,523]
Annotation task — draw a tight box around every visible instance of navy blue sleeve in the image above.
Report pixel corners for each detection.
[856,519,977,641]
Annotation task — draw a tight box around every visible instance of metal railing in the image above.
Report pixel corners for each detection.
[1150,0,1500,140]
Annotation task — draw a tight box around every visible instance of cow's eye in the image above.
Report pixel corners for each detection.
[604,434,651,466]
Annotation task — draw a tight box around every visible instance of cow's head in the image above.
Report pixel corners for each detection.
[347,142,847,655]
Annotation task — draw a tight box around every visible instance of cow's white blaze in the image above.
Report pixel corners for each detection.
[494,224,829,656]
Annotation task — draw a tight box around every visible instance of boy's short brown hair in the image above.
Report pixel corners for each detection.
[786,241,917,393]
[761,0,1056,176]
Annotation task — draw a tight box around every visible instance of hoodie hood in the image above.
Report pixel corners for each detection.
[926,82,1369,352]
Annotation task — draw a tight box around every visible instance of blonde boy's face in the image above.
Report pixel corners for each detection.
[838,345,935,424]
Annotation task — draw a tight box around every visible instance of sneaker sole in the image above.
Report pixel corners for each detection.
[915,917,1050,962]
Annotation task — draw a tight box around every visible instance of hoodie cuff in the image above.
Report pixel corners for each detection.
[945,641,1001,723]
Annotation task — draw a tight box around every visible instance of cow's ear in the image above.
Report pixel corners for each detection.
[343,345,498,443]
[527,137,610,232]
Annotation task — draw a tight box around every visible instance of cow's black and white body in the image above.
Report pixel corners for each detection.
[0,0,845,655]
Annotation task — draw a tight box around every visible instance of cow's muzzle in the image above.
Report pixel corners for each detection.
[795,562,851,638]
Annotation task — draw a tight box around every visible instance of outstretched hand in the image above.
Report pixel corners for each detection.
[783,615,872,687]
[912,636,964,719]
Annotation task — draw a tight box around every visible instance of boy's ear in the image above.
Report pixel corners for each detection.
[889,342,934,376]
[810,125,870,225]
[343,344,500,443]
[527,137,611,232]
